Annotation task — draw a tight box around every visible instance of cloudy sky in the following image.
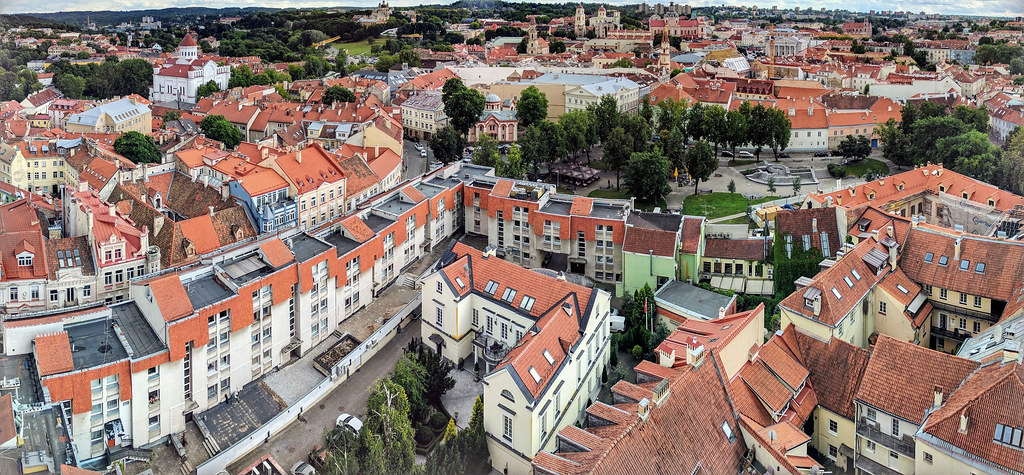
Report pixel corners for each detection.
[2,0,1020,18]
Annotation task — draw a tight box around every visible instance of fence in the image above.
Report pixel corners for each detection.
[195,295,422,475]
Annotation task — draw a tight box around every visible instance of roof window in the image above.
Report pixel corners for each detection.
[501,287,517,303]
[975,262,985,274]
[844,276,854,288]
[938,255,948,266]
[528,366,542,384]
[454,277,464,288]
[851,269,861,281]
[959,259,970,271]
[924,252,934,263]
[542,350,555,365]
[896,284,909,294]
[520,296,536,312]
[485,280,499,295]
[831,287,842,300]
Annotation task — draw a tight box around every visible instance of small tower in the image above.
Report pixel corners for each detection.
[575,4,587,37]
[176,34,199,61]
[659,27,672,72]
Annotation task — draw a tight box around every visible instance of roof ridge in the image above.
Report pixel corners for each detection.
[923,362,1020,431]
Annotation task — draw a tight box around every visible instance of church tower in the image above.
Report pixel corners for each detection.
[658,27,671,71]
[575,5,587,37]
[175,34,199,62]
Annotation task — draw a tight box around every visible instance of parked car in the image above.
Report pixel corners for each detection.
[775,152,789,158]
[292,461,317,475]
[830,150,843,157]
[721,150,734,157]
[337,413,363,433]
[739,151,755,158]
[813,151,828,157]
[420,149,427,158]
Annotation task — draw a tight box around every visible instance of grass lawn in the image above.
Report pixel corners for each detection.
[588,189,667,211]
[844,158,890,178]
[333,38,383,56]
[682,192,779,219]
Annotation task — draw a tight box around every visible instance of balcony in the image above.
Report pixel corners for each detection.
[930,300,999,323]
[931,326,971,342]
[473,333,510,366]
[856,418,915,458]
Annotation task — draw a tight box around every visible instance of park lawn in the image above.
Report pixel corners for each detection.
[333,38,383,56]
[682,192,779,219]
[844,158,890,177]
[588,188,667,212]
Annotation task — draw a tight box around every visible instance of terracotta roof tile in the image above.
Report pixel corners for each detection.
[259,238,294,268]
[400,185,426,203]
[786,327,870,419]
[622,227,677,257]
[703,237,770,260]
[680,216,704,254]
[35,331,74,376]
[569,197,593,216]
[0,393,15,445]
[775,207,842,258]
[341,215,375,243]
[490,179,514,198]
[900,227,1024,302]
[740,360,793,414]
[145,274,195,322]
[856,335,978,423]
[757,420,810,452]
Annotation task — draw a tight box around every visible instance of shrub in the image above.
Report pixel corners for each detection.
[602,366,608,383]
[429,411,448,431]
[416,424,434,445]
[609,342,618,367]
[827,163,848,178]
[632,344,643,360]
[727,179,736,193]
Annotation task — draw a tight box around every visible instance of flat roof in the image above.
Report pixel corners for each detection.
[373,195,416,216]
[184,274,235,310]
[220,252,277,285]
[110,301,166,358]
[363,213,395,233]
[321,230,361,258]
[591,202,626,219]
[414,181,446,199]
[540,200,571,216]
[655,280,736,321]
[65,319,129,370]
[285,234,332,262]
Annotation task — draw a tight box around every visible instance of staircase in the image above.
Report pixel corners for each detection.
[108,446,151,465]
[399,273,418,289]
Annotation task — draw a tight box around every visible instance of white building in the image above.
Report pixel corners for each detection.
[150,35,230,105]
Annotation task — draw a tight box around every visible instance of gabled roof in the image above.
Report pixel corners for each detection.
[775,207,842,258]
[143,274,195,322]
[856,335,978,423]
[781,326,869,419]
[622,227,677,257]
[900,226,1024,303]
[35,331,74,376]
[259,238,294,268]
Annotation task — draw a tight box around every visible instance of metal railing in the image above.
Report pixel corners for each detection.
[856,418,915,458]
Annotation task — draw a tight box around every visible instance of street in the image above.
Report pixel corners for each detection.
[403,138,433,180]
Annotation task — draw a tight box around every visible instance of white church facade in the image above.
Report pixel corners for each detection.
[150,34,230,105]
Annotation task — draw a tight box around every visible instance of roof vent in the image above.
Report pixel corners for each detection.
[637,398,651,421]
[482,245,496,259]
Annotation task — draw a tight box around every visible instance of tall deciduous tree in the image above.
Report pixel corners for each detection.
[837,135,871,161]
[621,114,651,154]
[495,144,528,180]
[199,115,243,149]
[429,125,465,165]
[934,131,998,182]
[559,109,592,159]
[323,85,356,105]
[520,121,566,173]
[196,80,220,99]
[442,78,485,138]
[363,379,415,474]
[702,104,728,157]
[113,131,161,164]
[746,103,772,161]
[604,126,633,190]
[623,150,671,204]
[662,126,686,175]
[592,95,620,142]
[517,85,548,129]
[724,109,748,163]
[472,133,499,167]
[768,108,792,161]
[685,140,717,194]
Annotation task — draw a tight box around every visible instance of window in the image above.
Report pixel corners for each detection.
[17,255,32,266]
[542,349,555,365]
[878,301,886,314]
[938,255,948,266]
[974,321,981,333]
[829,419,838,435]
[486,315,493,335]
[866,440,876,452]
[960,293,968,305]
[435,307,443,326]
[528,366,541,383]
[959,318,967,330]
[867,408,877,422]
[501,322,509,340]
[960,259,970,271]
[975,262,986,274]
[924,452,933,464]
[940,288,948,300]
[974,295,982,308]
[485,280,499,295]
[436,281,443,293]
[49,289,59,302]
[891,418,899,436]
[828,444,838,460]
[472,309,479,326]
[502,414,513,440]
[722,422,735,443]
[501,287,517,303]
[520,296,535,312]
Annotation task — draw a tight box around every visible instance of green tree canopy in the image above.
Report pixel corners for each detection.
[442,79,485,137]
[472,133,499,167]
[624,150,671,204]
[113,131,161,164]
[604,126,633,190]
[199,115,243,149]
[363,379,415,474]
[323,85,356,105]
[495,144,528,180]
[592,95,620,142]
[837,135,871,160]
[196,80,220,99]
[517,85,548,129]
[877,118,912,169]
[429,125,465,165]
[685,140,717,194]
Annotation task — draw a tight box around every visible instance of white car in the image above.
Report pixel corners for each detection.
[420,149,427,158]
[336,413,363,433]
[738,151,755,158]
[291,461,317,475]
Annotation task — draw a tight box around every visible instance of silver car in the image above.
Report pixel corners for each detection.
[291,461,317,475]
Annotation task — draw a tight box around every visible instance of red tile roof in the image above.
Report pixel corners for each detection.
[680,216,703,254]
[259,238,294,268]
[781,326,869,419]
[341,215,375,243]
[35,331,74,376]
[857,335,978,423]
[490,179,514,198]
[703,237,770,260]
[144,274,195,322]
[177,214,221,255]
[900,227,1024,302]
[622,227,677,257]
[0,200,49,282]
[569,196,593,216]
[0,393,15,445]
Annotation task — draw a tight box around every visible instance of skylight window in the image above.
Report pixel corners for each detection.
[844,276,854,288]
[924,252,934,263]
[455,277,465,288]
[485,280,499,295]
[542,350,555,365]
[959,259,970,271]
[896,284,909,294]
[520,296,536,312]
[938,255,949,266]
[976,262,986,274]
[831,287,842,300]
[722,422,736,443]
[501,287,517,303]
[528,366,542,383]
[851,269,861,281]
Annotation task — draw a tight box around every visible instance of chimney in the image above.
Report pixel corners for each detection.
[886,225,893,238]
[959,413,968,434]
[209,205,215,218]
[808,106,814,115]
[812,295,822,318]
[718,307,726,319]
[482,245,496,259]
[933,386,944,409]
[954,236,962,261]
[637,397,651,422]
[871,229,879,241]
[812,218,818,232]
[888,242,898,268]
[296,149,302,164]
[686,345,705,366]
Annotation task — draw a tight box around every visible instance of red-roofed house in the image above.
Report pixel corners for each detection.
[0,200,51,314]
[422,241,611,474]
[261,143,347,229]
[151,35,230,104]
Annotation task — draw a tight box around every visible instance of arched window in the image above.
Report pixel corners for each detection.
[501,389,515,403]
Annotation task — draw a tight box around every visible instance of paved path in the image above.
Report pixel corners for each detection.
[708,212,749,224]
[226,318,421,474]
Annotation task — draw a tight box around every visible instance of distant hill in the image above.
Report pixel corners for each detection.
[23,7,282,28]
[0,13,76,30]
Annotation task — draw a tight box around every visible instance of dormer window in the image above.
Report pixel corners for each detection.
[989,198,996,207]
[962,192,969,199]
[939,185,946,193]
[17,255,32,267]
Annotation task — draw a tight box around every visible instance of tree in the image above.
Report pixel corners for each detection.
[464,396,487,460]
[517,86,548,129]
[303,55,330,78]
[442,79,485,138]
[994,128,1024,195]
[429,125,465,165]
[287,64,306,80]
[559,109,592,159]
[472,133,499,166]
[390,354,427,420]
[199,115,243,149]
[686,102,706,142]
[952,105,989,134]
[909,116,971,165]
[163,110,181,123]
[656,98,686,135]
[837,135,871,161]
[324,426,361,475]
[685,140,717,194]
[746,103,773,160]
[702,105,728,157]
[415,348,455,405]
[229,65,255,88]
[495,144,527,179]
[520,121,565,174]
[549,39,566,54]
[876,118,912,169]
[114,131,161,164]
[792,180,801,195]
[934,131,998,181]
[767,176,777,194]
[516,37,528,54]
[300,29,329,47]
[724,109,749,163]
[54,74,85,99]
[621,114,651,154]
[196,80,220,99]
[768,108,792,161]
[363,379,415,474]
[623,151,671,204]
[592,95,620,142]
[356,427,386,474]
[604,126,633,190]
[1011,57,1024,75]
[727,179,736,193]
[662,126,686,174]
[323,85,356,105]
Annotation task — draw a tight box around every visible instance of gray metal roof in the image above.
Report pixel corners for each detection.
[66,319,129,370]
[654,280,736,321]
[110,301,166,358]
